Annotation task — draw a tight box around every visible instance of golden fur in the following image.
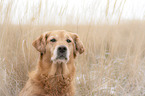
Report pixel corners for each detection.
[19,30,84,96]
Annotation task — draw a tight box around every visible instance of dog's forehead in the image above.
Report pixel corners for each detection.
[49,31,71,39]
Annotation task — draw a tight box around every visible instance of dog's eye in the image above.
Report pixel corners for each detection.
[50,39,56,42]
[66,39,71,43]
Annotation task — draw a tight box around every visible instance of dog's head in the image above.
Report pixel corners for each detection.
[32,30,84,64]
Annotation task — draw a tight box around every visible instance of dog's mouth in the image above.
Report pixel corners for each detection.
[51,45,70,64]
[53,58,67,64]
[51,54,68,64]
[53,55,67,64]
[56,55,67,60]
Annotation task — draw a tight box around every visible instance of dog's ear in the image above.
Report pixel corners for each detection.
[32,32,50,53]
[71,33,85,57]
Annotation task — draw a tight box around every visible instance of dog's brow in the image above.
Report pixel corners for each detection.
[64,34,69,38]
[67,35,73,40]
[55,34,58,37]
[49,36,55,39]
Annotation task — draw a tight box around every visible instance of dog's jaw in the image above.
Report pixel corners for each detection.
[51,46,58,62]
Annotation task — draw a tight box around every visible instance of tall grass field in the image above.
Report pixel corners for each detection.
[0,0,145,96]
[0,21,145,96]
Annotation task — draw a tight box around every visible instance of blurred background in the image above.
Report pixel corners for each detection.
[0,0,145,96]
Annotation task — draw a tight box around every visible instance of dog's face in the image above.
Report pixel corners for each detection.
[32,30,84,64]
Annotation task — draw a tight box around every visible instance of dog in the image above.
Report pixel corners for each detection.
[19,30,84,96]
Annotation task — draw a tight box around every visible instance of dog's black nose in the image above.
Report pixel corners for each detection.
[58,45,67,53]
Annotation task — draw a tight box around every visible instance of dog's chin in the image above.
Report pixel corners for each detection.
[53,58,68,64]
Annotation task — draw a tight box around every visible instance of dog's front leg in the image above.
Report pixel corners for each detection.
[62,63,69,76]
[49,63,57,76]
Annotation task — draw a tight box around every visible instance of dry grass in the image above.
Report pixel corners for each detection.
[0,0,145,96]
[0,21,145,96]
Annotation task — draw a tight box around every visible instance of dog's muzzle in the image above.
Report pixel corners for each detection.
[57,45,67,60]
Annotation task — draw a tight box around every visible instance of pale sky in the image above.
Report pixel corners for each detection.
[0,0,145,25]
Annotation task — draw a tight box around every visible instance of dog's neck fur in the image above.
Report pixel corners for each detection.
[30,53,75,95]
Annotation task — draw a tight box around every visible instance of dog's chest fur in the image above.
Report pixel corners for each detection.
[32,64,74,96]
[39,73,73,96]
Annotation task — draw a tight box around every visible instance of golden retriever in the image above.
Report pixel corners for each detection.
[19,30,84,96]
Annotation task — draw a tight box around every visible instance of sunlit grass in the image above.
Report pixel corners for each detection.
[0,0,145,96]
[0,21,145,96]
